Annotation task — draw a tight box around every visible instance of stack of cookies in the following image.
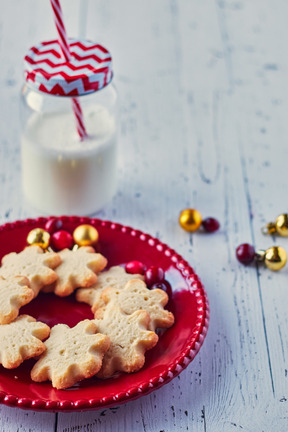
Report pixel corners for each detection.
[0,245,174,389]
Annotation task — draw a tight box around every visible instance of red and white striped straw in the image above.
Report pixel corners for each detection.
[50,0,88,140]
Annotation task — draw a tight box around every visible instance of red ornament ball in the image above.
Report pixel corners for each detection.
[50,230,74,251]
[236,243,255,265]
[150,280,172,298]
[202,217,220,233]
[45,218,63,234]
[125,261,146,275]
[144,266,165,287]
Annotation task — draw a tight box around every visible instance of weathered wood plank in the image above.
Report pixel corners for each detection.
[0,1,83,430]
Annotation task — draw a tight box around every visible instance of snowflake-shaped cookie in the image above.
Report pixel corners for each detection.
[95,303,158,378]
[0,315,50,369]
[31,320,110,389]
[0,245,61,297]
[101,279,174,331]
[76,265,144,312]
[0,276,34,324]
[49,246,107,297]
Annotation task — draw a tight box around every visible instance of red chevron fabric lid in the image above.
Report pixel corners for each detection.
[24,38,113,96]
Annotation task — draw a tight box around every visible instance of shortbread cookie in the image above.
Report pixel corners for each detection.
[48,247,107,297]
[101,279,174,331]
[0,245,61,297]
[76,266,144,312]
[0,315,50,369]
[94,303,158,378]
[0,276,34,324]
[31,320,110,389]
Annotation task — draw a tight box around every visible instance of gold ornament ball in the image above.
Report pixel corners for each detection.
[265,222,277,235]
[73,224,99,247]
[275,214,288,237]
[27,228,50,249]
[264,246,287,271]
[179,209,202,232]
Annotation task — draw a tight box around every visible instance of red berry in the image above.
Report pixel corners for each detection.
[151,280,172,298]
[45,218,63,234]
[236,243,255,265]
[50,230,74,251]
[144,266,165,287]
[202,217,220,233]
[125,261,146,275]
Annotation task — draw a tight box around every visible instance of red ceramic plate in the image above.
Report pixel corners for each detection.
[0,216,209,412]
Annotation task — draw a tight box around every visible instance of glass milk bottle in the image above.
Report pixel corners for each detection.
[21,38,117,216]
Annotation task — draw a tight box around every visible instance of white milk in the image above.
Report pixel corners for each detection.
[21,105,117,215]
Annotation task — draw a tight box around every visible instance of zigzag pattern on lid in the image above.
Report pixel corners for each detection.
[24,38,113,96]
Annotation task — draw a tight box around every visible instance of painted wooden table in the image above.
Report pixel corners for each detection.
[0,0,287,430]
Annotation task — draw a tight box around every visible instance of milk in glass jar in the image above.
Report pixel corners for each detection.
[21,39,117,215]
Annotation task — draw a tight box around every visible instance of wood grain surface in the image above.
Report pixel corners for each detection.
[0,0,287,431]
